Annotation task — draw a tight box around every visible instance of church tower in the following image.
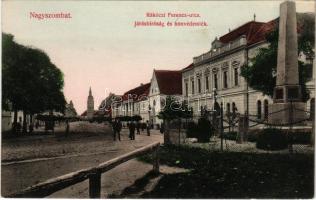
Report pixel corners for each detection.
[87,87,94,119]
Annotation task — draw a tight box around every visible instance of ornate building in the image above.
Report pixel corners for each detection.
[87,87,94,119]
[182,16,314,121]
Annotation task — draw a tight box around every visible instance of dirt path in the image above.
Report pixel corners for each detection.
[1,122,163,197]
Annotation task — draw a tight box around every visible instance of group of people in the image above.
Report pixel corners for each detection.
[111,119,151,141]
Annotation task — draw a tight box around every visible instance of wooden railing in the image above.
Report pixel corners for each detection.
[7,142,160,198]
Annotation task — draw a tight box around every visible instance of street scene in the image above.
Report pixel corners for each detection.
[2,0,315,198]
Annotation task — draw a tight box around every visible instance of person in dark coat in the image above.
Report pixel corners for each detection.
[129,121,136,140]
[160,122,165,134]
[136,121,141,135]
[146,120,150,136]
[112,119,121,141]
[117,119,122,141]
[112,120,117,141]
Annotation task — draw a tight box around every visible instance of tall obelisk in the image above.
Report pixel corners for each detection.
[269,1,306,124]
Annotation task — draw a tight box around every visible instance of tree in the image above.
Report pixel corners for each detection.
[158,96,192,121]
[2,33,66,133]
[158,96,192,144]
[241,13,314,102]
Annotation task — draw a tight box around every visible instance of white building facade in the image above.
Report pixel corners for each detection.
[182,20,315,121]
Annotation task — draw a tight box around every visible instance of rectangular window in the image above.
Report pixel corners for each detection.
[223,71,228,88]
[185,82,188,96]
[205,76,209,91]
[198,79,201,93]
[214,74,218,89]
[191,80,195,94]
[234,68,239,86]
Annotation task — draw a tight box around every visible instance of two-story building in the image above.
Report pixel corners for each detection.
[182,18,314,120]
[148,70,182,128]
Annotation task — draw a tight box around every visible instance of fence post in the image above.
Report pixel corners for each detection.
[89,172,101,198]
[153,146,160,173]
[220,102,224,152]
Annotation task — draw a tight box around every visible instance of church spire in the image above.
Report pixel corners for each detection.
[89,87,92,96]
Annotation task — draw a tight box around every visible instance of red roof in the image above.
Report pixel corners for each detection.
[154,70,182,95]
[247,19,278,45]
[122,83,150,101]
[219,21,266,44]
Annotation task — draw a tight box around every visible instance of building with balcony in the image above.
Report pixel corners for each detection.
[182,18,314,120]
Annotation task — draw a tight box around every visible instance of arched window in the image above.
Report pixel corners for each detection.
[264,100,269,119]
[257,100,262,119]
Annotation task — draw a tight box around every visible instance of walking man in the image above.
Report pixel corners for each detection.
[112,119,117,141]
[129,121,136,140]
[146,120,150,136]
[136,121,141,134]
[117,119,122,141]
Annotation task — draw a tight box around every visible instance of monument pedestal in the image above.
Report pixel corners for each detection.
[268,102,306,125]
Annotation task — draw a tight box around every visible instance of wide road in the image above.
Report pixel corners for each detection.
[1,121,163,197]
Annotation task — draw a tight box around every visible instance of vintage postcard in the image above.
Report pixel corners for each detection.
[1,0,315,198]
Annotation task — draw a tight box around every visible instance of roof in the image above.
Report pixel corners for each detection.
[219,21,266,44]
[247,19,278,45]
[154,70,182,95]
[181,63,194,72]
[122,83,150,101]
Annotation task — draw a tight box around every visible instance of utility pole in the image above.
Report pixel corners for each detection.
[220,102,224,152]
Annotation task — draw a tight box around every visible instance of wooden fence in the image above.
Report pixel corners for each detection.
[7,142,160,198]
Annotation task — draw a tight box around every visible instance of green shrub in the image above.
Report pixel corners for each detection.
[197,118,214,143]
[247,133,258,142]
[290,131,311,144]
[186,119,216,143]
[186,122,198,138]
[256,128,288,150]
[223,131,237,141]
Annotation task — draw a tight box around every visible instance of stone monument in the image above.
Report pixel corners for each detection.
[269,1,306,124]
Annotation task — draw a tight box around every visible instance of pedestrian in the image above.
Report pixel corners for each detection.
[160,122,165,134]
[112,120,117,141]
[129,121,136,140]
[141,123,145,131]
[117,119,122,141]
[146,120,150,136]
[136,121,140,134]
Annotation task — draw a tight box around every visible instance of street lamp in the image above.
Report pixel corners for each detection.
[211,87,223,151]
[148,104,151,126]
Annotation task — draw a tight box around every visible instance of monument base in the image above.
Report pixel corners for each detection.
[268,102,306,125]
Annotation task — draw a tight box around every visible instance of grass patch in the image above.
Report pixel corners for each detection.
[139,145,314,198]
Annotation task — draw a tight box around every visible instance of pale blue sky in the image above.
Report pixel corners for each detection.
[2,1,315,113]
